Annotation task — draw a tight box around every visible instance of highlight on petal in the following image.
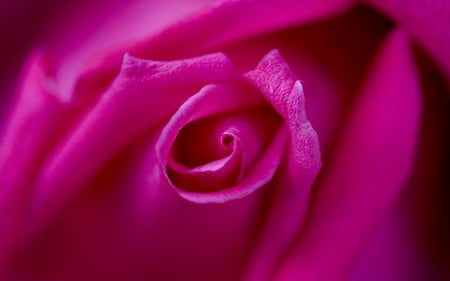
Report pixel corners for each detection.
[243,50,321,281]
[274,29,422,281]
[246,49,321,172]
[156,81,287,203]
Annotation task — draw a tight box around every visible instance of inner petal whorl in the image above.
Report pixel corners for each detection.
[171,115,236,169]
[167,105,281,193]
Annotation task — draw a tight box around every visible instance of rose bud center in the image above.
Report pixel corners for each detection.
[167,104,282,193]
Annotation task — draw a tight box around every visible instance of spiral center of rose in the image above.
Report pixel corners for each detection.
[166,105,282,193]
[171,116,236,168]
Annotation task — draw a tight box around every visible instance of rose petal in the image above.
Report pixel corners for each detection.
[167,140,243,193]
[156,80,285,202]
[0,53,65,268]
[41,0,216,98]
[365,0,450,79]
[243,50,321,281]
[274,29,422,281]
[26,52,235,233]
[130,0,356,59]
[349,195,428,281]
[75,0,357,100]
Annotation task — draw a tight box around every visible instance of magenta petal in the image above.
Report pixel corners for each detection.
[365,0,450,79]
[349,198,427,281]
[26,52,235,232]
[156,81,286,203]
[246,50,321,173]
[274,29,422,281]
[130,0,355,59]
[77,0,356,85]
[46,0,216,95]
[166,127,289,203]
[0,53,66,268]
[167,140,243,193]
[243,50,321,281]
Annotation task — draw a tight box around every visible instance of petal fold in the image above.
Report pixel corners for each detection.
[0,53,65,269]
[274,29,422,281]
[156,82,285,203]
[26,52,236,232]
[243,50,321,281]
[365,0,450,79]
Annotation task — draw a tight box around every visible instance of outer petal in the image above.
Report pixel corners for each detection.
[44,0,217,97]
[25,52,235,234]
[0,53,67,270]
[0,0,60,113]
[130,0,356,59]
[349,196,428,281]
[274,29,422,281]
[365,0,450,80]
[243,50,321,281]
[75,0,356,101]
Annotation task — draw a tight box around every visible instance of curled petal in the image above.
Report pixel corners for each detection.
[156,82,286,203]
[243,50,321,281]
[274,29,422,281]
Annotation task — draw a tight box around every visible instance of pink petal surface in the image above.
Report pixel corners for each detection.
[365,0,450,79]
[219,4,393,158]
[74,0,355,104]
[43,0,217,99]
[155,81,286,202]
[0,53,66,269]
[0,0,62,114]
[26,52,236,233]
[3,0,443,280]
[1,48,322,281]
[22,50,316,281]
[274,29,422,281]
[349,194,428,281]
[243,50,321,281]
[130,0,356,59]
[110,50,320,280]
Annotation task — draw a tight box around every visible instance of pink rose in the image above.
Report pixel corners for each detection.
[0,0,449,281]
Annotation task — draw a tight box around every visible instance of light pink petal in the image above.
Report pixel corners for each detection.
[25,52,235,234]
[243,50,321,281]
[246,50,321,173]
[365,0,450,79]
[274,29,422,281]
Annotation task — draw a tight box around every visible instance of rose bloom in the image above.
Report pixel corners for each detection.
[0,0,449,280]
